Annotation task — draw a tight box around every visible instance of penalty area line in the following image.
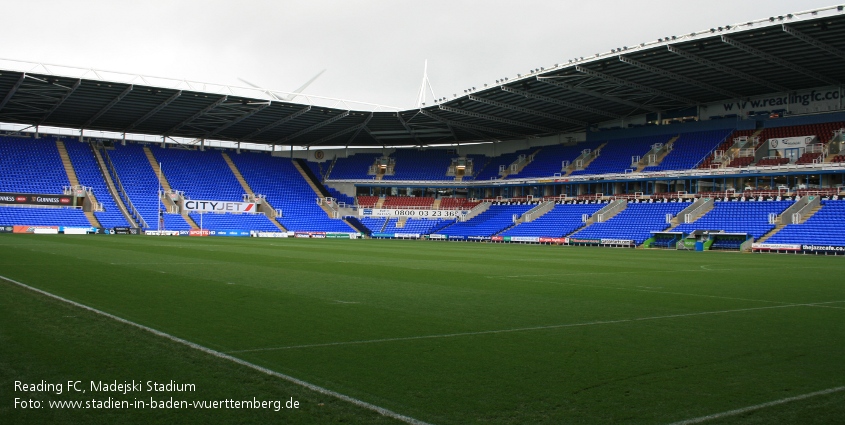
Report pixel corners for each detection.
[0,274,433,425]
[667,386,845,425]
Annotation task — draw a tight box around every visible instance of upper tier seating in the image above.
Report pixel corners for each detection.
[150,147,243,201]
[326,188,355,205]
[765,200,845,246]
[188,211,279,231]
[501,203,606,237]
[473,149,534,181]
[306,161,324,181]
[571,135,671,175]
[0,136,69,194]
[673,200,793,239]
[571,201,689,244]
[698,130,754,169]
[513,142,603,178]
[437,204,534,237]
[62,140,129,228]
[106,144,162,228]
[643,129,733,172]
[327,153,381,180]
[0,205,90,227]
[228,152,355,233]
[383,150,453,181]
[756,122,845,145]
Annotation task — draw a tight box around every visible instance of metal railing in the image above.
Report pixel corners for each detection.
[101,148,148,229]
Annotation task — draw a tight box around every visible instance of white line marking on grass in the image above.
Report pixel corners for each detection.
[667,386,845,425]
[334,300,360,304]
[229,304,809,354]
[0,275,433,425]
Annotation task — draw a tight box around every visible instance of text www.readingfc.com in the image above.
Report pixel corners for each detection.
[15,397,299,411]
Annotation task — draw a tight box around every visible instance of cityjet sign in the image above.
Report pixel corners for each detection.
[183,200,256,213]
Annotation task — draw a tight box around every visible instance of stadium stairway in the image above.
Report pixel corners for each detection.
[90,144,137,227]
[56,140,100,227]
[564,142,607,176]
[500,148,542,179]
[375,197,386,208]
[292,158,341,218]
[663,198,713,231]
[222,152,285,231]
[144,146,198,229]
[756,202,822,244]
[432,198,442,209]
[634,135,679,172]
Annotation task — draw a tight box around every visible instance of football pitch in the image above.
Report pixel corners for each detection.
[1,235,843,424]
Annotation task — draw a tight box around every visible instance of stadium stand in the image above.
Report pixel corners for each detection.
[473,148,534,181]
[382,218,453,235]
[162,213,192,230]
[381,196,434,208]
[103,143,163,228]
[62,140,129,228]
[643,130,733,172]
[359,217,387,233]
[514,142,603,178]
[0,206,91,227]
[150,147,243,201]
[356,196,380,208]
[571,202,689,244]
[227,151,355,232]
[188,211,279,231]
[572,135,670,175]
[327,153,381,180]
[765,200,845,246]
[674,200,793,239]
[439,198,481,210]
[501,203,606,237]
[383,150,453,181]
[437,204,534,237]
[0,136,69,194]
[326,187,355,205]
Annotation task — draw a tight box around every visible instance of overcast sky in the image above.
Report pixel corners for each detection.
[2,0,834,109]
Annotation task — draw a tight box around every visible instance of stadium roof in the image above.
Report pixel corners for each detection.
[1,6,844,149]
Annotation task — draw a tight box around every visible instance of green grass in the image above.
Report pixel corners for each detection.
[1,234,844,424]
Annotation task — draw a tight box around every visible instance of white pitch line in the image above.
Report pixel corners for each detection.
[667,386,845,425]
[228,303,806,354]
[0,275,432,425]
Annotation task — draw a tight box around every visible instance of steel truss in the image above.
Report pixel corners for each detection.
[0,75,80,124]
[721,35,839,86]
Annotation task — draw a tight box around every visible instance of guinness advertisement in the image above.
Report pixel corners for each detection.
[0,192,73,206]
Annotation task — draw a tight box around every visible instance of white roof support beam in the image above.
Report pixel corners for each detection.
[721,35,839,86]
[666,46,789,93]
[83,85,133,129]
[469,94,588,126]
[241,105,311,141]
[782,25,845,60]
[165,95,228,135]
[618,56,743,100]
[438,104,558,132]
[420,109,527,138]
[535,76,661,113]
[575,65,698,105]
[123,91,182,133]
[499,87,613,120]
[277,110,350,143]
